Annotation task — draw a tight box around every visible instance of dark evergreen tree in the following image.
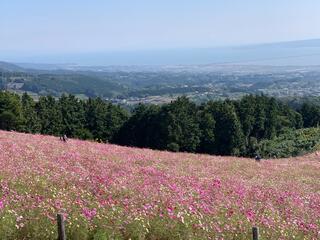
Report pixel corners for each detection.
[197,104,215,154]
[0,90,311,157]
[36,96,63,135]
[206,101,245,156]
[0,91,23,130]
[85,98,128,142]
[300,102,320,127]
[160,97,201,152]
[58,94,86,138]
[114,104,161,148]
[21,92,41,133]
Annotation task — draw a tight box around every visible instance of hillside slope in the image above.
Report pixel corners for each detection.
[0,61,24,72]
[0,131,319,239]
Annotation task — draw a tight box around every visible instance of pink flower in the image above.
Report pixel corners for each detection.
[1,130,320,238]
[226,208,234,218]
[212,178,221,188]
[82,207,97,220]
[245,209,255,221]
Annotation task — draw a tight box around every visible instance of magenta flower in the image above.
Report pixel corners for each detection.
[82,207,97,220]
[0,130,319,239]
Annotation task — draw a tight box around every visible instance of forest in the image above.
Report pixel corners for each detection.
[1,91,320,157]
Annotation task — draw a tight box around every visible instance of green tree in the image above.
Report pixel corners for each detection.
[58,94,86,138]
[21,92,41,133]
[114,104,161,148]
[0,91,23,130]
[300,102,320,127]
[206,101,245,156]
[85,98,128,142]
[197,105,215,154]
[160,97,201,152]
[36,96,63,135]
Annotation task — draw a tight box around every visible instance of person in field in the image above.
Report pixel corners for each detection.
[60,134,68,142]
[255,154,261,162]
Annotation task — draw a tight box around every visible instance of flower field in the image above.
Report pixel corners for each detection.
[0,131,319,239]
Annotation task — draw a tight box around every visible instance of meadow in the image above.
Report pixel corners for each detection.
[0,130,319,239]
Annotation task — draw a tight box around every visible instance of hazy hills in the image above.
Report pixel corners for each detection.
[2,39,320,66]
[1,39,320,101]
[0,61,24,72]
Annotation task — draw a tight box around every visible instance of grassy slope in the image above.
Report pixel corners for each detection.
[0,131,319,239]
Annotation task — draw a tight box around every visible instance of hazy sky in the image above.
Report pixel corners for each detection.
[1,0,320,53]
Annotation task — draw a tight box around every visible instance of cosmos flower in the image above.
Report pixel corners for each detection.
[0,130,319,239]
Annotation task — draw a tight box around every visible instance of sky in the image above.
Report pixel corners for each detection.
[1,0,320,55]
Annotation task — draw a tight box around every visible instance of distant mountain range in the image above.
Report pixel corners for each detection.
[2,53,320,102]
[0,61,24,72]
[1,39,320,66]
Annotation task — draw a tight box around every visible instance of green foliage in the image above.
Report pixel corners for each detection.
[207,101,245,156]
[0,91,23,130]
[0,111,18,130]
[0,213,17,239]
[160,97,201,152]
[74,128,94,140]
[234,95,303,156]
[21,92,41,133]
[36,96,63,135]
[22,73,124,98]
[0,91,319,158]
[114,104,162,148]
[259,127,320,158]
[85,98,129,142]
[197,107,215,154]
[59,94,86,137]
[300,102,320,127]
[115,97,201,153]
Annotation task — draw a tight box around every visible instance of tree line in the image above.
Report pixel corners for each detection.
[1,91,319,157]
